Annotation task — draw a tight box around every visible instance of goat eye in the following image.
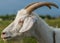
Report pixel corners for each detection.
[19,20,24,24]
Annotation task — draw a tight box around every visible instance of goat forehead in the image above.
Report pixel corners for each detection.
[17,9,27,16]
[15,9,28,20]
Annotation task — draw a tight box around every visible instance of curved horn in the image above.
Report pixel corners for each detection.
[26,2,59,14]
[25,2,39,9]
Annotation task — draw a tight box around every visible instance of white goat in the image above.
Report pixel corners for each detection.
[1,2,59,43]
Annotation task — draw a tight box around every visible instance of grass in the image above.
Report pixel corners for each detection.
[0,18,60,43]
[46,18,60,28]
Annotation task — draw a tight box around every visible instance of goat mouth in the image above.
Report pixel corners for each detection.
[3,36,12,40]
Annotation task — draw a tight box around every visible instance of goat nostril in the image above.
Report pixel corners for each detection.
[2,32,6,35]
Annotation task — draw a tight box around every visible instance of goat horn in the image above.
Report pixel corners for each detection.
[25,2,39,9]
[26,2,59,14]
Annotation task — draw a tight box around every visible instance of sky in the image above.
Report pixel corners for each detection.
[0,0,60,17]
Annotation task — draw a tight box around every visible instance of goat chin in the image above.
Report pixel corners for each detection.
[4,39,23,43]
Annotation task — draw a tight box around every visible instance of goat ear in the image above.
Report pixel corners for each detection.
[19,17,36,32]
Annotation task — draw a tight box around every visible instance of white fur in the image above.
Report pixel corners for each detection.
[1,9,60,43]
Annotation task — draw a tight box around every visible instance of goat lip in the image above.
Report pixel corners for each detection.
[3,36,11,39]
